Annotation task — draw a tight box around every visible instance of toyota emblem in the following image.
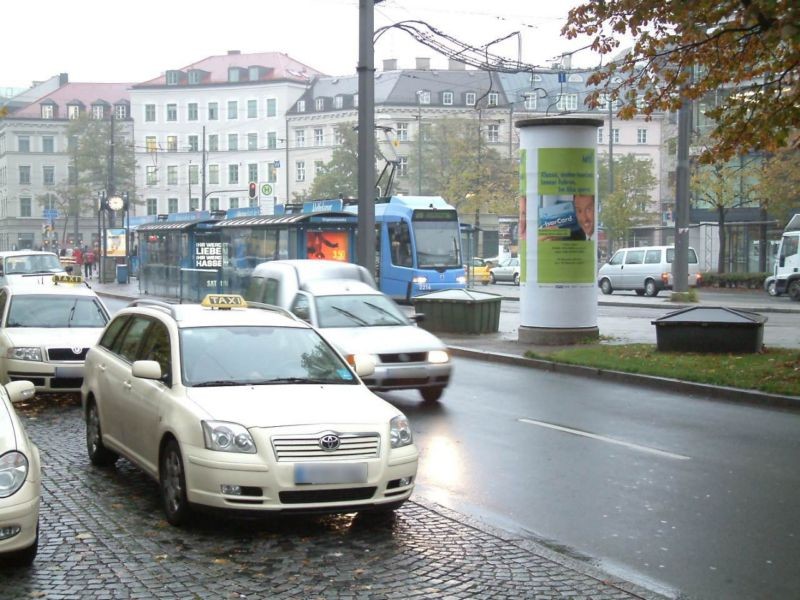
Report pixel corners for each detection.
[319,434,340,451]
[72,347,83,355]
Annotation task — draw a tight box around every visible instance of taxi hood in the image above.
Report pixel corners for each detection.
[318,324,445,356]
[185,384,400,427]
[3,328,103,351]
[0,401,18,451]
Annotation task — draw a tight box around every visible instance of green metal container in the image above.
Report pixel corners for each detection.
[413,289,502,334]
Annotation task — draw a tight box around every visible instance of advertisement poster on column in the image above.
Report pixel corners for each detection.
[537,148,596,284]
[105,229,126,257]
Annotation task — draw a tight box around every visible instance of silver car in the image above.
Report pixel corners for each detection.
[489,257,520,286]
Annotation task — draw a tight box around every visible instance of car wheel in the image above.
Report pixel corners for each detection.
[599,279,613,295]
[6,521,38,567]
[767,280,778,296]
[160,439,191,526]
[86,401,118,467]
[635,289,645,296]
[489,273,496,284]
[788,279,800,301]
[644,279,659,297]
[420,386,445,403]
[513,272,520,286]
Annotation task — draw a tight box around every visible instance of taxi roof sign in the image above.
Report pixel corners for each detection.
[201,294,247,309]
[52,274,84,285]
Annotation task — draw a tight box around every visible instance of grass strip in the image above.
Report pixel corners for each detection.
[525,344,800,397]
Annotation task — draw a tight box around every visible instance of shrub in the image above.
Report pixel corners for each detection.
[699,272,769,289]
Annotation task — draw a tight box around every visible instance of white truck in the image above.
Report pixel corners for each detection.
[770,214,800,300]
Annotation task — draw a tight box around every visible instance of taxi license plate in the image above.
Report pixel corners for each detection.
[294,463,367,485]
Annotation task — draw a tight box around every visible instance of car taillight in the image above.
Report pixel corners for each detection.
[661,272,670,283]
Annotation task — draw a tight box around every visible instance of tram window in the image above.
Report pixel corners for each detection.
[388,222,412,267]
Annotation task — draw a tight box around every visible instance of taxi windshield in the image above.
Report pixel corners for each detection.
[179,326,356,387]
[6,295,109,328]
[315,294,408,328]
[4,254,63,274]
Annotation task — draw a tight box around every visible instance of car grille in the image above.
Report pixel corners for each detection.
[378,352,426,364]
[51,377,83,389]
[47,347,88,361]
[271,432,380,462]
[279,487,377,504]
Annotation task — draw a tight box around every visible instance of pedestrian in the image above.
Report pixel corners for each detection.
[85,247,95,278]
[73,246,84,276]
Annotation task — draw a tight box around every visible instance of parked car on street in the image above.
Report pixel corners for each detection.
[597,246,701,297]
[489,257,520,286]
[0,251,66,286]
[0,380,39,566]
[0,275,110,392]
[81,294,419,525]
[467,257,490,286]
[245,260,452,402]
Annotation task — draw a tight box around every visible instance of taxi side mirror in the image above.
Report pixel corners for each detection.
[353,355,375,378]
[5,380,35,404]
[132,360,162,381]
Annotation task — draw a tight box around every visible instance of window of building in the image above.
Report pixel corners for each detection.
[314,160,324,175]
[166,104,177,121]
[208,102,218,120]
[296,160,305,182]
[247,99,257,119]
[296,99,306,113]
[597,129,604,144]
[43,166,55,185]
[167,136,177,152]
[248,133,258,151]
[612,128,620,143]
[266,98,277,117]
[295,129,305,147]
[168,198,178,213]
[68,105,81,120]
[398,156,408,177]
[229,197,239,209]
[188,135,199,152]
[208,135,218,152]
[41,104,54,119]
[315,98,325,111]
[229,164,239,184]
[167,165,178,185]
[556,94,578,111]
[228,68,240,83]
[146,166,157,186]
[267,163,277,183]
[145,104,156,121]
[18,136,30,152]
[189,164,199,185]
[190,197,199,211]
[147,198,158,215]
[417,90,431,105]
[227,100,238,119]
[146,136,157,152]
[188,103,198,121]
[637,128,647,144]
[228,134,238,151]
[248,163,258,182]
[166,71,181,85]
[115,105,127,119]
[209,197,220,211]
[92,105,105,119]
[524,94,537,110]
[465,92,476,106]
[314,128,324,146]
[442,91,453,106]
[19,166,30,184]
[334,96,343,109]
[488,92,499,106]
[487,124,499,143]
[267,131,277,149]
[209,164,219,184]
[19,197,32,217]
[42,136,54,153]
[396,123,408,142]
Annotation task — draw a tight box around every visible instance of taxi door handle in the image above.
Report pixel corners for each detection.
[97,364,106,372]
[122,381,132,391]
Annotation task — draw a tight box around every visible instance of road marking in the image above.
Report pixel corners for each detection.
[518,418,691,461]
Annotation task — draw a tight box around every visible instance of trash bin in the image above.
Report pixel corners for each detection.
[413,288,502,334]
[652,306,767,353]
[116,264,128,284]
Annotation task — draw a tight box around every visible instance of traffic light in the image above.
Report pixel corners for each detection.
[248,182,257,200]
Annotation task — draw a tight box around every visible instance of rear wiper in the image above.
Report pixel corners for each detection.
[192,380,248,388]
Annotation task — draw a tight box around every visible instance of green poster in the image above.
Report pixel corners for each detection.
[519,149,527,285]
[538,148,596,195]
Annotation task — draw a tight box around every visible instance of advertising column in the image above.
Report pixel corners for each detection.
[516,117,603,344]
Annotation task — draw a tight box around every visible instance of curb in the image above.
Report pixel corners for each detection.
[447,346,800,411]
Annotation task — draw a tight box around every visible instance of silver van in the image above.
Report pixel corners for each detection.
[597,246,701,297]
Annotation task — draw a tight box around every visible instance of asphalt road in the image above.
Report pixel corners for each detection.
[381,357,800,600]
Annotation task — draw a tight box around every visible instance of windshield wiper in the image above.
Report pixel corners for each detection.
[252,377,341,385]
[191,380,249,388]
[363,301,404,325]
[330,306,369,326]
[67,299,78,328]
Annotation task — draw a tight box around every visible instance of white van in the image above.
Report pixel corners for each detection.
[0,251,66,286]
[597,246,701,297]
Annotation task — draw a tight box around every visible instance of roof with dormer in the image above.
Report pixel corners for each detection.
[10,82,133,119]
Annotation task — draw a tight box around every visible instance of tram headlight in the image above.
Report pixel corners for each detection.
[456,275,467,284]
[412,276,428,285]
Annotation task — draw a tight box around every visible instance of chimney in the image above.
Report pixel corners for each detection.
[415,57,431,70]
[227,50,241,55]
[59,73,69,86]
[448,59,466,71]
[383,58,398,71]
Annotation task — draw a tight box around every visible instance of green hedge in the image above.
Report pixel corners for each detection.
[699,272,769,289]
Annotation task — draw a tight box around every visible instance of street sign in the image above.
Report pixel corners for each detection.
[43,208,58,221]
[272,161,281,168]
[260,183,273,196]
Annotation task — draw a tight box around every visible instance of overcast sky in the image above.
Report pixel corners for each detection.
[1,0,603,92]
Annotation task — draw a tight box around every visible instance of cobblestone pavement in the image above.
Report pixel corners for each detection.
[2,396,665,600]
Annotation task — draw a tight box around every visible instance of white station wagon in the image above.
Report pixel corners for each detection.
[81,295,418,525]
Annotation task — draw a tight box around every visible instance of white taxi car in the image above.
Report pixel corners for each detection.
[0,380,40,566]
[0,275,110,392]
[81,295,418,526]
[0,250,66,286]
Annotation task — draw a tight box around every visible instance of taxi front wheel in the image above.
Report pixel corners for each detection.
[86,401,118,467]
[160,439,192,526]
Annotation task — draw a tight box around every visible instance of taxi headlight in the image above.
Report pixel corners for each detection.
[412,276,428,285]
[6,347,42,362]
[0,451,29,498]
[390,415,413,449]
[428,350,450,364]
[456,275,467,285]
[202,421,256,454]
